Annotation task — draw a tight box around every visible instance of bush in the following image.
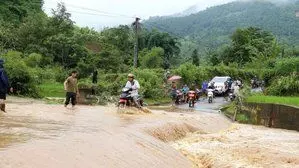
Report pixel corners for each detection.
[274,57,299,76]
[55,67,70,83]
[132,69,164,99]
[1,51,39,97]
[24,53,42,68]
[267,73,299,96]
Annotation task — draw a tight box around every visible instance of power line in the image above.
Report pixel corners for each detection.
[44,7,134,19]
[44,0,136,19]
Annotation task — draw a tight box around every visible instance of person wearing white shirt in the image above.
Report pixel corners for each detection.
[125,73,141,108]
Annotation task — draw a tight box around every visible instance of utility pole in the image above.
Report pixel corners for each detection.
[133,17,140,68]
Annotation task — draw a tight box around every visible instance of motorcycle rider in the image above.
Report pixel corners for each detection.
[182,84,189,103]
[233,82,240,96]
[125,73,141,108]
[251,76,258,88]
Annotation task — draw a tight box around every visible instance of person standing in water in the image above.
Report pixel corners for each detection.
[0,59,13,112]
[64,71,79,108]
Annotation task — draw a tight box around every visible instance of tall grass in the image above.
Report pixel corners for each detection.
[38,83,65,98]
[246,95,299,107]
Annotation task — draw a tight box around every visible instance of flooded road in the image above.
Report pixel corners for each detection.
[0,97,298,168]
[0,97,196,168]
[179,96,229,113]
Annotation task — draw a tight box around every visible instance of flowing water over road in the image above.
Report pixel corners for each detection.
[0,97,298,168]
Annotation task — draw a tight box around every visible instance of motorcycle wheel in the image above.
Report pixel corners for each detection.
[119,102,125,108]
[139,100,144,107]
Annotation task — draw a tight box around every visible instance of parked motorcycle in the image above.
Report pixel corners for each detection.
[187,90,196,108]
[118,87,143,108]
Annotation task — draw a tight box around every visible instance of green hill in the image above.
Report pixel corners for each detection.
[0,0,43,25]
[144,0,299,49]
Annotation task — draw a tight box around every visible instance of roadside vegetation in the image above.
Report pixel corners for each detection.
[246,95,299,107]
[0,1,298,106]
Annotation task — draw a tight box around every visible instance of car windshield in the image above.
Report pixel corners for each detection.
[212,77,227,83]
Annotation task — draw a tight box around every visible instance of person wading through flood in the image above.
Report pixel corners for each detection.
[64,71,79,108]
[0,59,13,112]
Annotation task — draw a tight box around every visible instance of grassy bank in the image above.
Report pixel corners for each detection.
[38,83,65,98]
[246,95,299,107]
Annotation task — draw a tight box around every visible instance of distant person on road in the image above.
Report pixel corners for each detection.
[91,70,98,95]
[201,81,208,97]
[233,82,240,96]
[92,70,98,84]
[182,84,189,94]
[64,71,79,108]
[182,84,189,102]
[227,79,233,90]
[208,81,215,89]
[170,81,177,104]
[0,59,13,112]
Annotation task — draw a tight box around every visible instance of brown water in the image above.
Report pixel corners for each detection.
[1,97,298,168]
[0,98,200,168]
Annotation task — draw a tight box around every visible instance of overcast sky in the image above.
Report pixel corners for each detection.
[43,0,235,29]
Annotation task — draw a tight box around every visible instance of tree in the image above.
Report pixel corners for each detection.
[220,27,278,66]
[140,47,164,69]
[192,49,199,66]
[144,29,180,69]
[0,0,44,25]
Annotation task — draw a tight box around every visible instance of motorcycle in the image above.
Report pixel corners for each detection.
[118,87,143,108]
[207,89,214,103]
[175,90,184,105]
[251,79,258,89]
[187,90,196,108]
[195,89,202,100]
[228,92,235,101]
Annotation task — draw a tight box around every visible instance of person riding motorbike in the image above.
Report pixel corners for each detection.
[251,76,258,88]
[125,73,141,108]
[170,81,177,105]
[182,84,189,103]
[208,81,216,98]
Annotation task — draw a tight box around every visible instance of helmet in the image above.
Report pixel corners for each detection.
[128,73,134,78]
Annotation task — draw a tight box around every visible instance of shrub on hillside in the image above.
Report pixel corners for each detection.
[1,51,39,97]
[267,73,299,96]
[274,57,299,76]
[24,53,42,68]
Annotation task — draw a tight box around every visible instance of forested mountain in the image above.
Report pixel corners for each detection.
[144,0,299,49]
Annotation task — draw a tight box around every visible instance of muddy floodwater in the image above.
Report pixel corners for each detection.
[0,97,298,168]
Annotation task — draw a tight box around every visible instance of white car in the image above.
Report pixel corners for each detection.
[209,76,231,95]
